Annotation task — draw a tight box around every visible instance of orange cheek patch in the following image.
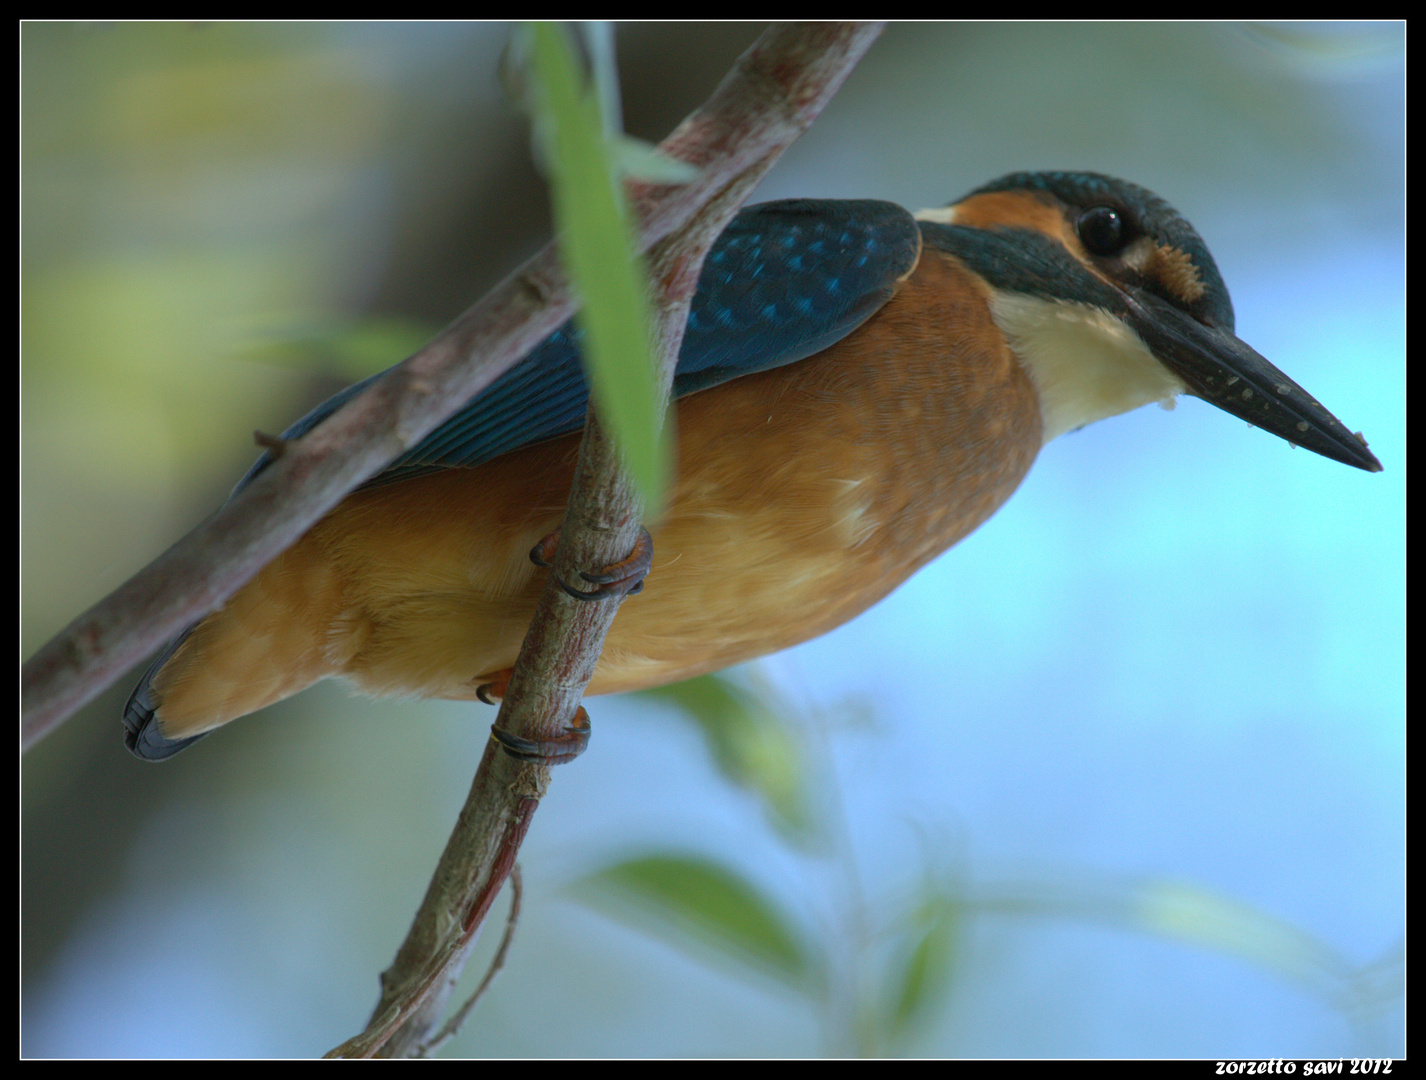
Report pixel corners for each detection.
[1148,242,1206,305]
[945,191,1067,240]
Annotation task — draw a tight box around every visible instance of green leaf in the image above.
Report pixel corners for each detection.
[240,315,439,380]
[527,21,671,514]
[573,853,816,992]
[1134,879,1355,1000]
[885,894,962,1041]
[608,135,701,184]
[637,675,822,847]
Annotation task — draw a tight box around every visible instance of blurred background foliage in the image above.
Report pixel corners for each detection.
[22,22,1402,1057]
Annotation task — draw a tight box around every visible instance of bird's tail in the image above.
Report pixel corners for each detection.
[122,544,350,761]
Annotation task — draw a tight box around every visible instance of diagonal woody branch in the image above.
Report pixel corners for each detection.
[333,196,745,1057]
[324,26,885,1058]
[21,22,886,750]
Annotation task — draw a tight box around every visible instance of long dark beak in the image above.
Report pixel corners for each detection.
[1125,290,1382,473]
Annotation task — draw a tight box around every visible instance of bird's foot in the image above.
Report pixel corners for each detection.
[490,706,591,765]
[529,526,653,601]
[474,670,512,705]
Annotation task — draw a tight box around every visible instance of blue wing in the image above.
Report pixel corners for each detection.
[125,200,921,761]
[238,198,921,493]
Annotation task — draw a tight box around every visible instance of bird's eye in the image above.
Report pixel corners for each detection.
[1077,206,1126,256]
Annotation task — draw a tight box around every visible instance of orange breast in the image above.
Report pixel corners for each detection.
[150,251,1042,738]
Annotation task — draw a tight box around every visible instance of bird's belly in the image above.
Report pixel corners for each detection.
[152,247,1044,733]
[331,251,1044,700]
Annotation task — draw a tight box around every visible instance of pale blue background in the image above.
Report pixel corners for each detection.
[22,22,1402,1057]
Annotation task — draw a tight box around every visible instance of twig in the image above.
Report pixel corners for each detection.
[19,22,885,752]
[416,864,525,1057]
[326,23,885,1058]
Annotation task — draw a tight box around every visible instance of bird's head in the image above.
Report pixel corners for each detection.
[917,171,1381,472]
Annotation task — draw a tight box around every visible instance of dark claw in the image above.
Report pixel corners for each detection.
[528,533,558,569]
[553,578,616,601]
[490,706,591,765]
[527,526,653,602]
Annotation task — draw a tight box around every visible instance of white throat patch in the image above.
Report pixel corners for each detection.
[990,292,1186,444]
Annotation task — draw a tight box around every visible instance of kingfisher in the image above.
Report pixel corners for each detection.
[122,171,1382,762]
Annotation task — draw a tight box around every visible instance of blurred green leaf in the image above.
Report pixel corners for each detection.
[973,874,1367,1011]
[1135,879,1355,1001]
[609,135,701,184]
[574,853,815,992]
[885,893,962,1043]
[526,21,671,514]
[240,315,440,380]
[638,675,821,846]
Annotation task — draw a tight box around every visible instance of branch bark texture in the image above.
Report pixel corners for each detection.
[22,20,885,1057]
[21,21,882,751]
[328,23,885,1057]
